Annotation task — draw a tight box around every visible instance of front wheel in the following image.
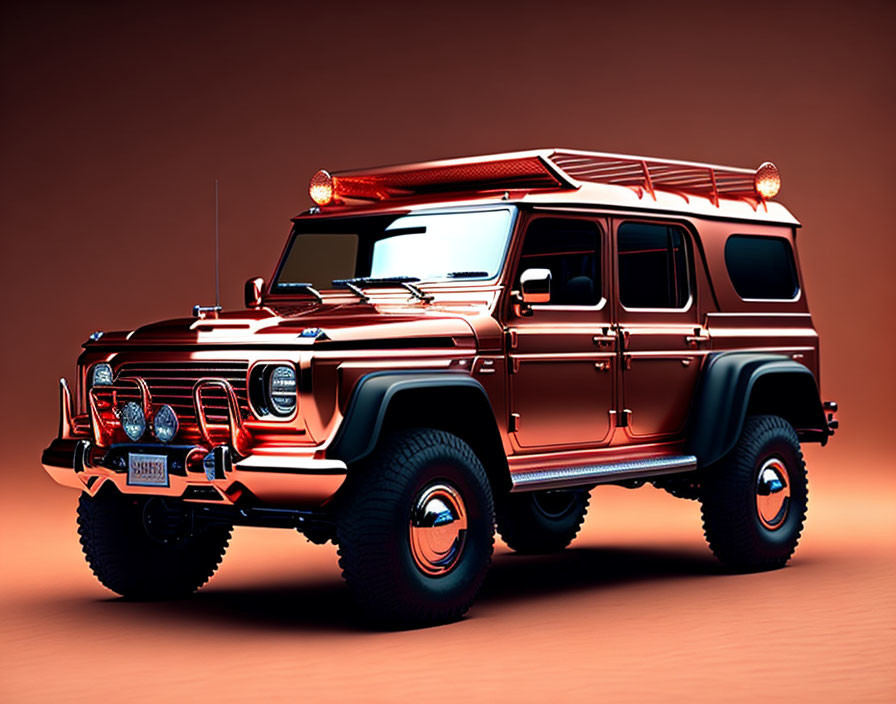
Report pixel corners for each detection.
[336,429,495,628]
[77,487,232,599]
[700,414,808,572]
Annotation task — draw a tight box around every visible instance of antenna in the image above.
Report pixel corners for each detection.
[214,179,220,309]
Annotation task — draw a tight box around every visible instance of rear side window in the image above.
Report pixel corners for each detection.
[725,235,799,300]
[617,223,690,309]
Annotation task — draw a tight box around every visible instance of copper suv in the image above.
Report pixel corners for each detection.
[43,149,838,626]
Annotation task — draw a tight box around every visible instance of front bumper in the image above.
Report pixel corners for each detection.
[42,437,347,506]
[43,377,346,507]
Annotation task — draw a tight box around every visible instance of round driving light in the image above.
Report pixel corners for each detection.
[309,169,335,206]
[754,161,781,199]
[268,365,297,416]
[153,404,179,443]
[91,363,114,387]
[120,402,146,441]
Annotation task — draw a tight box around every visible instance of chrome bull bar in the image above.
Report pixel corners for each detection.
[82,375,251,457]
[191,377,252,456]
[87,376,153,447]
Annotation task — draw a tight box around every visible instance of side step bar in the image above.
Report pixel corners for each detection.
[510,454,698,492]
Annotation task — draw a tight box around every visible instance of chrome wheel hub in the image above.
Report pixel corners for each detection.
[755,458,791,530]
[409,482,468,576]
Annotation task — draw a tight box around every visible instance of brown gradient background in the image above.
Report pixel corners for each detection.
[1,1,894,702]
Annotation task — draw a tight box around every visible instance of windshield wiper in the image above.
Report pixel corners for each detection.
[333,277,433,302]
[447,271,489,278]
[332,280,370,303]
[276,282,324,303]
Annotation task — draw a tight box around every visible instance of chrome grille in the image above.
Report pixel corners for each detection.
[115,361,249,426]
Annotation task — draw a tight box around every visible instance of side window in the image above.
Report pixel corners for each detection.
[618,222,690,309]
[516,218,601,306]
[725,235,799,300]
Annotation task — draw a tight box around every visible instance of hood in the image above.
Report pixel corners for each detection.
[87,302,479,350]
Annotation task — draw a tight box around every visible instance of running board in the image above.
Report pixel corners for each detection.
[509,454,698,492]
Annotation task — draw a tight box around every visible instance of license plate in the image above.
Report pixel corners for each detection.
[128,453,169,487]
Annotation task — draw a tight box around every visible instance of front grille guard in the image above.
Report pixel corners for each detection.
[87,376,153,447]
[85,376,251,457]
[192,378,252,456]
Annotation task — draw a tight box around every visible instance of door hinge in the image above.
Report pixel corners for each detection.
[510,357,521,374]
[509,413,521,433]
[617,409,632,427]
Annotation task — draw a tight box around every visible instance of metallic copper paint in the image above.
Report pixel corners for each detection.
[1,1,894,701]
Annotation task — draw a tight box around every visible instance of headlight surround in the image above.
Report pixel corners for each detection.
[267,365,298,416]
[152,404,178,443]
[120,402,146,441]
[90,363,114,387]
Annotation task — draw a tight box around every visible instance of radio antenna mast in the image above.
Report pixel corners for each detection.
[214,179,220,309]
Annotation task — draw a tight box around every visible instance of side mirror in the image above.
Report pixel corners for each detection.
[520,268,551,305]
[244,277,265,309]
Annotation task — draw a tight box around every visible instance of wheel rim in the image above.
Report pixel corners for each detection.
[409,482,468,576]
[532,491,578,519]
[755,458,791,530]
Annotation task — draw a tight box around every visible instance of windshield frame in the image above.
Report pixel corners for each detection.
[269,204,519,297]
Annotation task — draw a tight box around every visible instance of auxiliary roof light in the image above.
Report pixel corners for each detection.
[754,162,781,199]
[309,169,335,206]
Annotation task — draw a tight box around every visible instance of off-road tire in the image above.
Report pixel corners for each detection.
[77,488,232,599]
[700,414,808,572]
[336,428,494,628]
[497,489,589,554]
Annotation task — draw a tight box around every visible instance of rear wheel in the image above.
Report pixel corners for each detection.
[497,489,589,554]
[336,428,494,627]
[77,487,232,599]
[700,414,808,571]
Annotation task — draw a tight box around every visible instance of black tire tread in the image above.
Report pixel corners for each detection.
[497,491,590,554]
[700,414,808,572]
[77,490,232,599]
[336,428,494,627]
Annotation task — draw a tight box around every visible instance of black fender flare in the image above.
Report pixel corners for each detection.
[687,352,828,467]
[326,371,500,466]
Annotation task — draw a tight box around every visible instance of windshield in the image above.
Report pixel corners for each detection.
[274,208,515,292]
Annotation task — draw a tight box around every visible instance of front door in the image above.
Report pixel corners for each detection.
[507,215,616,450]
[613,219,705,441]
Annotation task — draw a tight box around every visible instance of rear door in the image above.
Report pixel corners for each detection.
[612,219,705,441]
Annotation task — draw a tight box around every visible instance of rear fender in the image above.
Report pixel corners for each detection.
[688,352,828,467]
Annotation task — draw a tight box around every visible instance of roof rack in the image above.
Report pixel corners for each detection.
[310,149,780,208]
[549,150,773,207]
[327,152,568,201]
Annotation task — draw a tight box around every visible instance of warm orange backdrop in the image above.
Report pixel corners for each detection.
[1,1,894,482]
[1,3,894,702]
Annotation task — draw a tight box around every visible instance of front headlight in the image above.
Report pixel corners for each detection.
[90,363,114,387]
[267,365,297,416]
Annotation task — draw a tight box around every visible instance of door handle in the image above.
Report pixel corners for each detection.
[592,334,615,348]
[685,328,710,347]
[594,360,611,372]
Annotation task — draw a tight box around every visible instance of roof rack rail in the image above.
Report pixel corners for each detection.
[548,149,777,207]
[308,149,780,209]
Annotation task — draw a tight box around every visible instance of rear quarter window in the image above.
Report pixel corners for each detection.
[724,235,799,300]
